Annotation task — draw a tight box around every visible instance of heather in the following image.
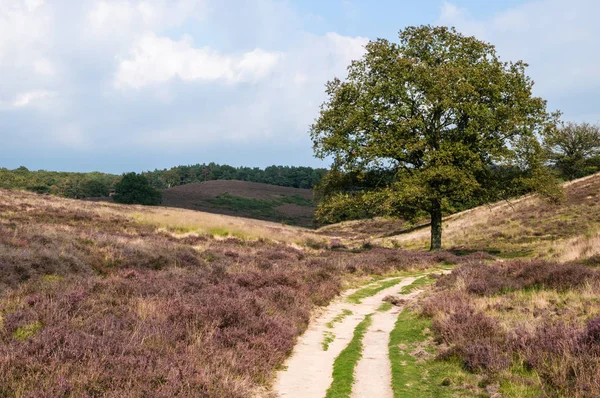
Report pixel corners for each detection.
[420,259,600,397]
[436,259,599,296]
[0,189,461,397]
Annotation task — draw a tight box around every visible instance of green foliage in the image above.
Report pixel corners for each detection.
[13,321,43,341]
[544,121,600,180]
[113,173,162,206]
[142,163,328,190]
[0,163,326,200]
[311,25,559,249]
[58,174,111,199]
[0,168,116,199]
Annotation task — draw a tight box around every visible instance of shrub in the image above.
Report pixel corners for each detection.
[113,173,162,205]
[436,260,598,296]
[426,261,600,396]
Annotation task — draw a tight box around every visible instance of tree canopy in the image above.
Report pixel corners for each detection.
[311,25,559,250]
[113,173,162,206]
[544,122,600,180]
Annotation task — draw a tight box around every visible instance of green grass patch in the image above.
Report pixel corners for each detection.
[325,309,353,329]
[13,321,43,341]
[167,225,196,234]
[278,194,314,207]
[390,309,479,398]
[207,227,230,237]
[399,275,436,295]
[325,314,373,398]
[322,331,335,351]
[499,361,543,397]
[42,274,63,282]
[346,278,404,304]
[345,268,451,304]
[322,309,353,351]
[377,302,393,312]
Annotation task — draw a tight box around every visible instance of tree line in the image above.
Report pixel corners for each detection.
[0,163,328,200]
[141,163,328,190]
[0,167,118,198]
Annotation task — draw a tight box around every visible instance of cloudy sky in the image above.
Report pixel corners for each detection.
[1,0,599,173]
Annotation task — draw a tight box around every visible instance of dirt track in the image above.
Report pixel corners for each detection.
[273,276,423,398]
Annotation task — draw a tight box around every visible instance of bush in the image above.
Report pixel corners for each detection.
[113,173,162,205]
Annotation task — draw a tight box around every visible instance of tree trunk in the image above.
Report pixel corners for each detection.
[430,199,442,251]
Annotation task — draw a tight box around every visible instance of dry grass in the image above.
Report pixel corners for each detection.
[316,217,408,240]
[553,231,600,263]
[384,172,600,261]
[136,205,320,244]
[0,188,468,397]
[419,260,600,397]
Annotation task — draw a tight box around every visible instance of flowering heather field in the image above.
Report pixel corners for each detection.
[0,189,472,397]
[420,260,600,397]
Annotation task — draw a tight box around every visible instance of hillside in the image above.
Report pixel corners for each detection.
[2,174,600,397]
[161,180,316,227]
[383,172,600,262]
[0,188,461,397]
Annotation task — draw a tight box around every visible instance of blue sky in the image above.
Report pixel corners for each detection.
[1,0,599,173]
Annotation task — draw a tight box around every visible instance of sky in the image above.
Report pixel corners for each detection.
[1,0,599,173]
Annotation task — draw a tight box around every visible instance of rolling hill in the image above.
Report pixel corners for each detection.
[0,186,454,397]
[160,180,315,227]
[382,172,600,261]
[315,172,600,263]
[2,173,600,397]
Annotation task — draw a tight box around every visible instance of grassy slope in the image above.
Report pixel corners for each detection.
[385,174,600,397]
[385,172,600,262]
[161,180,315,227]
[4,172,600,396]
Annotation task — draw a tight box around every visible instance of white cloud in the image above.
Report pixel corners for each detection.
[1,0,370,164]
[114,33,282,88]
[32,58,56,77]
[130,31,368,147]
[86,0,206,39]
[438,0,600,98]
[11,90,52,107]
[0,0,53,70]
[24,0,44,11]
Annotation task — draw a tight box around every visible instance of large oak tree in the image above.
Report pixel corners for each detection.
[311,26,558,251]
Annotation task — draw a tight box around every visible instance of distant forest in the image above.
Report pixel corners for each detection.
[142,163,328,190]
[0,164,327,199]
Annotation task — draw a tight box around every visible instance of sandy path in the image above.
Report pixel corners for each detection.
[351,289,423,398]
[273,276,418,398]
